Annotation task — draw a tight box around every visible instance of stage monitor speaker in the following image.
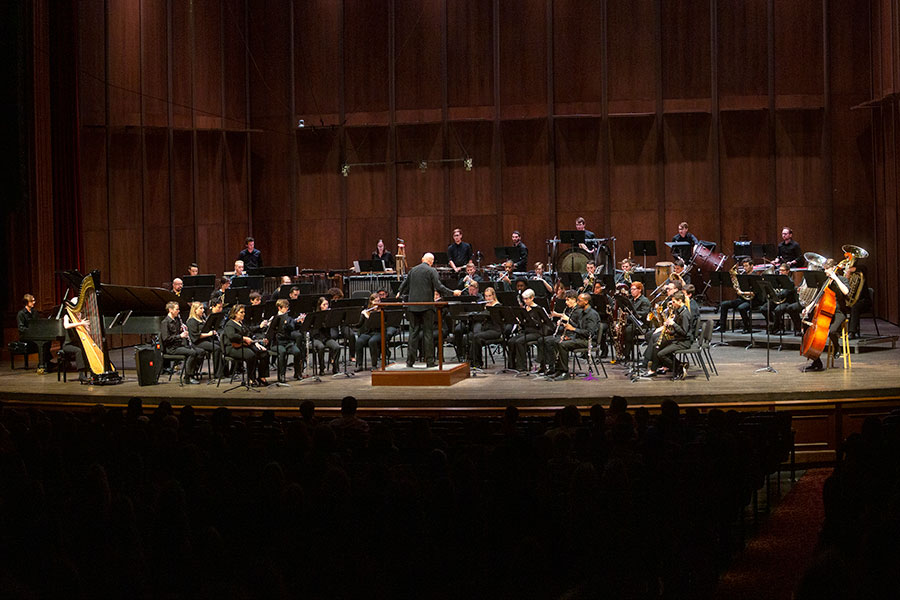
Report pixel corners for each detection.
[134,345,161,386]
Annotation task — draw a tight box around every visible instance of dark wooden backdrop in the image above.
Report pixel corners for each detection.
[8,0,900,325]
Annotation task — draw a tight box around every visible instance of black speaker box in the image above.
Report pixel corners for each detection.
[134,345,161,386]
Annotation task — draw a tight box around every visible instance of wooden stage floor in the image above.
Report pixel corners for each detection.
[2,319,898,413]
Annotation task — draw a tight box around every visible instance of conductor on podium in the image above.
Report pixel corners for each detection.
[397,253,462,367]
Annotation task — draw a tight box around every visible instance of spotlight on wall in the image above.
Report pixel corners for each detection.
[464,158,473,171]
[418,160,428,172]
[341,164,350,177]
[297,119,305,128]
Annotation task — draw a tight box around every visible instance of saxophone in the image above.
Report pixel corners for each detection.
[730,265,754,300]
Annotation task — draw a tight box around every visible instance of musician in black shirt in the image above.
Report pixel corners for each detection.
[270,299,305,382]
[372,239,395,270]
[546,292,600,380]
[447,228,473,272]
[238,237,262,269]
[186,301,221,379]
[160,302,206,384]
[223,304,269,385]
[17,293,53,369]
[773,227,803,268]
[511,230,528,271]
[671,222,699,264]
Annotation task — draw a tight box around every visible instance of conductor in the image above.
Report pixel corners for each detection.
[398,253,462,368]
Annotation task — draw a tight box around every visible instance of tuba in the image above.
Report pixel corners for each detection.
[839,245,868,307]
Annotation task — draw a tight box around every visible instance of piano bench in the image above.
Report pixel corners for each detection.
[8,341,33,370]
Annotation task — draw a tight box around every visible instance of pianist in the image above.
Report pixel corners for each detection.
[17,293,53,371]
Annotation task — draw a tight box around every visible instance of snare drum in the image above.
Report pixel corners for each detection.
[655,262,673,286]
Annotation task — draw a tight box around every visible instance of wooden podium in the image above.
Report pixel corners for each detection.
[370,301,470,387]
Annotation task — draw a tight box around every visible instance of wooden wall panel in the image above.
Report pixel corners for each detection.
[297,130,341,267]
[775,111,829,255]
[195,132,224,230]
[553,0,602,115]
[294,0,341,124]
[609,117,659,250]
[107,132,143,284]
[78,0,105,127]
[607,0,656,114]
[140,0,168,127]
[248,0,291,132]
[501,121,550,250]
[170,1,193,129]
[447,0,493,119]
[718,0,768,108]
[249,133,292,265]
[555,118,602,236]
[344,0,390,123]
[171,132,195,278]
[223,133,249,274]
[663,114,716,244]
[143,131,171,285]
[79,130,109,275]
[498,0,547,118]
[394,0,442,122]
[223,0,248,128]
[347,127,392,263]
[193,0,224,129]
[719,111,771,247]
[448,122,496,254]
[774,0,824,101]
[662,0,711,102]
[107,0,141,127]
[396,124,444,260]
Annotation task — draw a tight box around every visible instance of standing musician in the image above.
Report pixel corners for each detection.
[469,287,502,370]
[372,239,395,271]
[643,291,692,379]
[532,262,553,293]
[355,293,389,370]
[773,227,803,268]
[763,264,801,334]
[238,237,262,270]
[544,292,600,381]
[671,222,699,264]
[508,289,548,372]
[160,301,206,384]
[447,228,473,273]
[715,257,756,334]
[269,299,305,382]
[186,301,222,379]
[623,282,651,361]
[223,304,269,386]
[17,293,53,370]
[575,216,599,252]
[511,230,528,271]
[397,253,462,367]
[458,261,483,289]
[803,259,851,372]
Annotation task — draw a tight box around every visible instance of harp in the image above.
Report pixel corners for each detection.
[65,272,122,384]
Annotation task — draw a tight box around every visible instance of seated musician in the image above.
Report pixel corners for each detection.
[496,260,516,292]
[847,263,871,340]
[804,260,851,372]
[458,261,483,289]
[591,281,611,359]
[509,289,548,372]
[324,287,357,361]
[238,237,262,270]
[160,301,206,384]
[311,297,341,375]
[223,304,269,385]
[763,264,801,335]
[272,276,294,300]
[372,239,395,271]
[186,301,222,379]
[466,281,482,301]
[639,280,681,370]
[532,262,553,293]
[683,283,700,330]
[544,292,600,381]
[231,260,247,279]
[552,279,567,303]
[270,299,304,382]
[470,287,502,369]
[671,258,691,285]
[541,290,577,374]
[210,277,230,302]
[172,278,183,296]
[61,299,91,383]
[623,281,651,361]
[355,293,389,370]
[17,293,53,370]
[581,260,598,292]
[643,291,692,379]
[715,258,756,334]
[187,263,200,277]
[615,258,636,285]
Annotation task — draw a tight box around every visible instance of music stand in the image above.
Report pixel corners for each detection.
[109,310,132,381]
[328,308,361,378]
[432,252,450,266]
[665,241,692,261]
[559,230,586,246]
[296,311,324,383]
[229,275,265,290]
[559,272,583,289]
[183,274,216,287]
[707,271,731,346]
[751,278,778,373]
[356,259,384,272]
[632,270,656,293]
[733,240,752,259]
[633,240,657,269]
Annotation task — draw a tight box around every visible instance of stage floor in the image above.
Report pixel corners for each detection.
[2,319,898,412]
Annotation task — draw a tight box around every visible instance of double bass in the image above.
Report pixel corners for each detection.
[799,250,857,360]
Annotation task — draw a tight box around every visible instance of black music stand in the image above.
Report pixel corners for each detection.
[298,311,327,383]
[497,291,520,307]
[559,272,583,289]
[633,240,657,269]
[526,279,549,297]
[632,270,656,293]
[751,278,778,373]
[432,252,450,266]
[109,310,132,381]
[665,241,692,262]
[708,270,731,346]
[496,306,527,374]
[559,230,586,246]
[327,308,361,378]
[224,288,251,306]
[733,240,752,260]
[356,259,384,272]
[229,275,265,290]
[183,275,217,287]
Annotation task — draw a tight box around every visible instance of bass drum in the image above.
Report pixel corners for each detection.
[558,248,592,273]
[692,245,728,273]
